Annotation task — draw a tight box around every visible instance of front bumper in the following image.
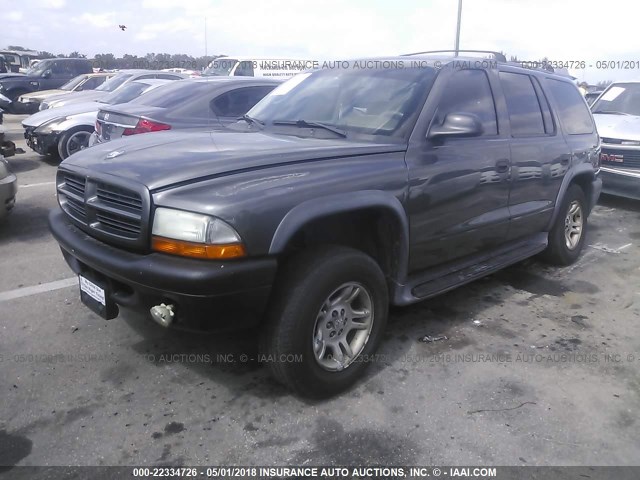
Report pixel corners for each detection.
[24,127,60,156]
[0,169,17,220]
[48,208,277,331]
[600,167,640,201]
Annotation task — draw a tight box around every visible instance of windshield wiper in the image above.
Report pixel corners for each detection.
[592,110,632,116]
[273,119,347,137]
[238,114,264,127]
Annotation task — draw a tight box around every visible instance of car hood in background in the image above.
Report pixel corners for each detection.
[23,89,67,100]
[0,73,26,80]
[23,101,103,128]
[62,130,405,191]
[594,113,640,142]
[45,90,109,107]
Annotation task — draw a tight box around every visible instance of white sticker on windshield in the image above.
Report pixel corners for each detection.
[601,86,625,102]
[271,73,312,95]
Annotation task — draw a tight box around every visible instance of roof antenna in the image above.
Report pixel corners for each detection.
[454,0,462,57]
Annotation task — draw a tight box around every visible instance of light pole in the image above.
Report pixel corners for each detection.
[454,0,462,56]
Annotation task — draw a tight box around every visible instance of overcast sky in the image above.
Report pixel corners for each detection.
[3,0,638,82]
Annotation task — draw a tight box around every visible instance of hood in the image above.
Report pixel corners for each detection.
[0,73,26,80]
[594,113,640,142]
[23,101,102,128]
[62,130,405,191]
[24,89,66,100]
[46,90,108,107]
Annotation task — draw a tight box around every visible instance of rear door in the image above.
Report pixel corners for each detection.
[497,70,569,239]
[405,68,512,272]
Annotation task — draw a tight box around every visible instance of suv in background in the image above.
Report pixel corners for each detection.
[0,58,93,112]
[591,81,640,200]
[49,53,601,397]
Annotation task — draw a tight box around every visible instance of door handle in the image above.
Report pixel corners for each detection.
[496,159,510,173]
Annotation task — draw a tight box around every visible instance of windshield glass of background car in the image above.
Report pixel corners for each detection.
[26,60,52,76]
[248,67,437,137]
[60,75,86,91]
[103,82,150,104]
[96,74,132,92]
[203,59,238,76]
[592,83,640,116]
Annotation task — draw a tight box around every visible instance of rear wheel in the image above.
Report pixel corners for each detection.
[58,126,93,159]
[542,184,588,265]
[260,246,388,398]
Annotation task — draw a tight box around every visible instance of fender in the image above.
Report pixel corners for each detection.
[50,111,97,132]
[269,190,410,284]
[546,163,598,231]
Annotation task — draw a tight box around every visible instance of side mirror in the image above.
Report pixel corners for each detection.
[42,69,52,79]
[428,112,484,139]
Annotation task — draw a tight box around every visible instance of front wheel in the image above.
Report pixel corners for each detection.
[58,126,93,159]
[542,184,588,265]
[260,246,388,398]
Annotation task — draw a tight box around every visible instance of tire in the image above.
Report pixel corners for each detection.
[542,184,588,265]
[260,245,388,398]
[58,126,94,159]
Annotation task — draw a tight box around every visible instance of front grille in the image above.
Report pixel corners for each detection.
[601,147,640,169]
[57,170,149,248]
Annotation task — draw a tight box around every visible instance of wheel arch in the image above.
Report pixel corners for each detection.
[547,165,597,231]
[269,191,410,287]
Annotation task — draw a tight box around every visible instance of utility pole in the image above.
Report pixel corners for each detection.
[454,0,462,56]
[204,17,208,58]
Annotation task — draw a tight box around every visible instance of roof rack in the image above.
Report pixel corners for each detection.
[401,50,507,62]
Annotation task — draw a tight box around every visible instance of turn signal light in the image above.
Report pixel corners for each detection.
[151,236,246,259]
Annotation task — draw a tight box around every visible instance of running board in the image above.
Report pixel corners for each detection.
[392,233,548,305]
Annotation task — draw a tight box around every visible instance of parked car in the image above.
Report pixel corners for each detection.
[0,113,17,221]
[591,81,640,200]
[49,54,601,397]
[90,77,278,146]
[585,90,603,106]
[0,49,39,73]
[23,79,174,159]
[17,73,115,114]
[204,56,315,79]
[40,70,187,110]
[0,58,93,112]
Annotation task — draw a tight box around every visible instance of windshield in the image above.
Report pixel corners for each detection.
[592,83,640,116]
[96,73,132,92]
[102,81,153,105]
[247,66,437,138]
[129,80,211,108]
[60,74,87,91]
[203,58,238,76]
[25,60,52,76]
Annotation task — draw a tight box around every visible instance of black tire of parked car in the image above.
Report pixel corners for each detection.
[58,126,94,159]
[260,245,389,398]
[542,184,588,265]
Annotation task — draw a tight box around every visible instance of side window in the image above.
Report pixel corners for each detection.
[81,77,102,90]
[435,69,497,135]
[531,77,555,134]
[51,61,64,75]
[137,74,156,80]
[545,79,594,135]
[210,87,275,117]
[234,61,255,77]
[499,72,545,137]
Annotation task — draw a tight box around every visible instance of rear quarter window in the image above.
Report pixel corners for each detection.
[545,79,594,135]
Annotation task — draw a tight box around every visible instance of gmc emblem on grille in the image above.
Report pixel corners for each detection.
[600,153,624,163]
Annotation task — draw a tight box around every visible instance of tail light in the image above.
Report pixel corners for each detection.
[122,118,171,136]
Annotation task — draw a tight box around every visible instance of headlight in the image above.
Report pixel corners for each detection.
[36,118,68,134]
[151,208,246,259]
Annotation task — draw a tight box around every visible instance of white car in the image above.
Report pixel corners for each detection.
[22,79,174,159]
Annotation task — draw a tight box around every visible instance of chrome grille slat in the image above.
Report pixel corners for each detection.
[57,171,147,247]
[601,147,640,169]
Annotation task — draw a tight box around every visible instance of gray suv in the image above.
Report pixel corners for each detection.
[49,52,601,397]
